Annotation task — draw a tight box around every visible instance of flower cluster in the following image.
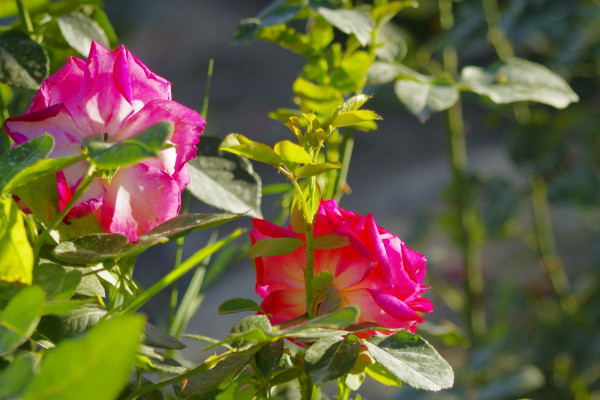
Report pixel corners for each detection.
[5,41,205,242]
[251,199,432,335]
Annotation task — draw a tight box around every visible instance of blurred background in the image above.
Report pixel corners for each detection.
[100,1,599,399]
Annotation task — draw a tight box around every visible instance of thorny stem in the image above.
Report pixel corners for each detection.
[439,0,486,345]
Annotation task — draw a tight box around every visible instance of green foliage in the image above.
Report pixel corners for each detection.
[52,213,240,264]
[0,197,34,284]
[56,11,109,56]
[20,315,145,400]
[85,121,174,169]
[0,29,49,89]
[187,136,263,218]
[304,335,361,385]
[365,332,454,391]
[459,58,579,109]
[0,286,45,355]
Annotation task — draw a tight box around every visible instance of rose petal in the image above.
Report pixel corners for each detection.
[260,290,306,325]
[98,163,180,242]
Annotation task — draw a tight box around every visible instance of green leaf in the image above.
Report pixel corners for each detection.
[57,11,110,56]
[459,57,579,108]
[312,270,334,293]
[36,304,106,342]
[33,263,82,301]
[139,213,242,245]
[249,237,303,258]
[274,140,313,164]
[52,232,129,264]
[21,314,145,400]
[278,306,359,336]
[372,1,417,27]
[137,345,188,375]
[218,298,263,314]
[330,51,371,93]
[220,134,281,166]
[338,94,371,113]
[0,197,34,284]
[53,213,240,264]
[365,362,403,387]
[187,136,262,218]
[0,134,53,194]
[395,76,459,122]
[293,77,344,116]
[0,30,49,89]
[180,353,256,400]
[3,154,84,194]
[255,339,284,376]
[144,322,185,350]
[0,0,48,18]
[42,299,94,316]
[0,286,45,356]
[366,61,403,86]
[295,162,342,179]
[364,332,454,391]
[317,7,374,47]
[304,336,360,386]
[331,110,382,129]
[313,233,350,250]
[86,121,174,169]
[0,352,37,398]
[13,174,102,241]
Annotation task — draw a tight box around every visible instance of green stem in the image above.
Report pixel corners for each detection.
[333,128,354,202]
[530,176,577,313]
[119,229,244,315]
[0,91,10,154]
[168,191,191,329]
[337,378,351,400]
[167,58,213,331]
[305,222,315,318]
[439,0,486,345]
[481,0,575,313]
[33,164,96,262]
[15,0,34,34]
[481,0,514,61]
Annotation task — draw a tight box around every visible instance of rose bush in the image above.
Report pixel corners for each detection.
[4,41,205,242]
[251,199,432,335]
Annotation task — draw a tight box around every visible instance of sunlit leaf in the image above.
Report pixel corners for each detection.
[0,134,53,194]
[220,134,281,166]
[295,162,342,178]
[249,237,303,258]
[364,332,454,391]
[0,286,45,356]
[21,315,145,400]
[459,58,579,108]
[317,7,374,47]
[274,140,313,164]
[57,11,110,56]
[86,121,174,169]
[187,136,262,218]
[395,76,459,122]
[0,197,34,285]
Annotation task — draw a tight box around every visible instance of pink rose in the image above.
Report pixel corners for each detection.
[4,41,205,242]
[250,199,432,336]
